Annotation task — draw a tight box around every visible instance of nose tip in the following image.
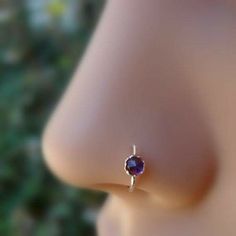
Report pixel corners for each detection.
[42,108,134,189]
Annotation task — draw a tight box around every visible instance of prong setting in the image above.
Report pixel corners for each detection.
[124,145,145,192]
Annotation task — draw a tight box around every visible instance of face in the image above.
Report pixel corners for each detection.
[42,0,236,234]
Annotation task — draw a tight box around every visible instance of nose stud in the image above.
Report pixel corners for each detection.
[124,145,145,192]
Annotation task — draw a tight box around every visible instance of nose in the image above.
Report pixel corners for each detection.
[42,0,217,207]
[42,0,161,191]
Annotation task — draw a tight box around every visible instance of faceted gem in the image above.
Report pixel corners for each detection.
[125,155,144,176]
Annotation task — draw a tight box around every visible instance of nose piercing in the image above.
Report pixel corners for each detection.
[124,145,145,192]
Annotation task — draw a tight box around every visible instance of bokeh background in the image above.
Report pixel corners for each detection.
[0,0,106,235]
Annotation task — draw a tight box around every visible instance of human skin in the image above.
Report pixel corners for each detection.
[42,0,236,235]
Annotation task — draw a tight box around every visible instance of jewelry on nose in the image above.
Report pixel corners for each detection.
[124,145,145,192]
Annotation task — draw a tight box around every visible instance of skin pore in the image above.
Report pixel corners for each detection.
[43,1,236,235]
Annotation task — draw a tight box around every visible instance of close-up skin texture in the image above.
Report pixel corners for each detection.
[43,0,236,235]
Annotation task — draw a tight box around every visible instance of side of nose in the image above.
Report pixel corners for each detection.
[42,0,217,208]
[42,0,162,190]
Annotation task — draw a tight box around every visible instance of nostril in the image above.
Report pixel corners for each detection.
[90,183,151,199]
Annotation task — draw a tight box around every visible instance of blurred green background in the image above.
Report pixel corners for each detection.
[0,0,106,235]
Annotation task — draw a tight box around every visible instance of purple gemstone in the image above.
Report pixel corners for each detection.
[125,155,144,176]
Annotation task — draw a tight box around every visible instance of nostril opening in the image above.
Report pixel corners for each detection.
[90,183,150,198]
